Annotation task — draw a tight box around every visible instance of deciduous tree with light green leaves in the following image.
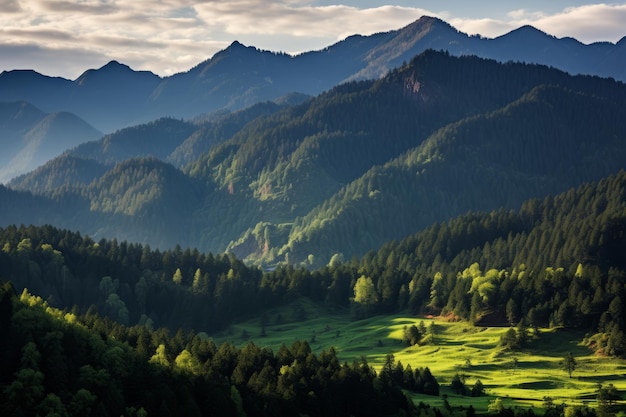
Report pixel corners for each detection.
[149,344,170,367]
[174,349,202,375]
[353,275,378,305]
[352,275,378,318]
[172,268,183,285]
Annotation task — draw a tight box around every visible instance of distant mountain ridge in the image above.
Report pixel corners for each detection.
[0,101,101,183]
[0,16,624,133]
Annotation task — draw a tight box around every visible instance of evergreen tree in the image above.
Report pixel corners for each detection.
[562,352,577,378]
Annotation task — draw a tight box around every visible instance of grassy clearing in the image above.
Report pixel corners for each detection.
[211,298,626,413]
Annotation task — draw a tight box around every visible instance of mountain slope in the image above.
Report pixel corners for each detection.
[0,101,102,183]
[169,95,309,167]
[348,16,475,81]
[0,62,161,132]
[335,169,626,354]
[188,50,582,210]
[9,154,109,196]
[279,83,626,265]
[0,71,73,112]
[3,157,206,250]
[68,118,197,166]
[82,158,205,248]
[72,60,162,130]
[205,51,626,265]
[8,98,303,195]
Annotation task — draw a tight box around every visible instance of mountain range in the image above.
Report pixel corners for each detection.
[3,49,626,268]
[1,16,625,136]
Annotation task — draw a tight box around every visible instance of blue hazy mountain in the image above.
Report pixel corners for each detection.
[0,16,624,134]
[0,101,102,183]
[7,96,305,188]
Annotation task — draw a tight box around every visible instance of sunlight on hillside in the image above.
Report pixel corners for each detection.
[214,298,626,412]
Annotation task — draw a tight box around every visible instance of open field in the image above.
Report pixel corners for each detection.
[211,298,626,413]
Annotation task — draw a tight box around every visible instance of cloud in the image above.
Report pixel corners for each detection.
[1,1,625,79]
[0,0,22,12]
[0,43,107,79]
[3,28,77,43]
[193,2,427,39]
[451,3,626,43]
[0,0,220,78]
[36,0,118,14]
[530,4,626,43]
[448,17,514,39]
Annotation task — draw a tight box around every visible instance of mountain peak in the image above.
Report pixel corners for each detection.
[417,15,447,25]
[207,40,256,59]
[221,40,260,56]
[499,25,550,41]
[196,40,261,70]
[99,60,131,71]
[401,16,455,33]
[74,60,159,85]
[389,15,460,47]
[228,40,246,49]
[75,61,132,84]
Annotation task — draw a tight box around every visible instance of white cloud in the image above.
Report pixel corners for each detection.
[506,9,546,21]
[0,43,107,78]
[0,0,22,12]
[448,17,514,39]
[193,2,427,39]
[36,0,119,14]
[452,3,626,43]
[530,4,626,43]
[0,1,625,79]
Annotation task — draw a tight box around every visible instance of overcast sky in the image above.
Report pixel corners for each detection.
[1,1,625,80]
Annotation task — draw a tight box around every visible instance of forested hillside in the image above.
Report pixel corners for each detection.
[0,282,421,417]
[2,170,626,357]
[9,99,301,192]
[3,51,626,269]
[207,51,626,266]
[281,82,626,264]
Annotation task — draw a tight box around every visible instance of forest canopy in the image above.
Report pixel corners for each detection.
[0,281,426,417]
[1,170,626,357]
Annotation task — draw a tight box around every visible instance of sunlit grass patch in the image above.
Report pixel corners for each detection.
[210,298,626,413]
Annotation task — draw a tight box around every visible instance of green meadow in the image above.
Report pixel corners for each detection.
[212,298,626,413]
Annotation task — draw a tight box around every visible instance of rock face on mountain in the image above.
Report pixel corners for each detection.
[1,17,624,133]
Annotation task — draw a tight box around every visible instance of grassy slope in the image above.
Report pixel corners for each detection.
[211,298,626,413]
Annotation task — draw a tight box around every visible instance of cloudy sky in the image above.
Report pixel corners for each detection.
[2,1,625,79]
